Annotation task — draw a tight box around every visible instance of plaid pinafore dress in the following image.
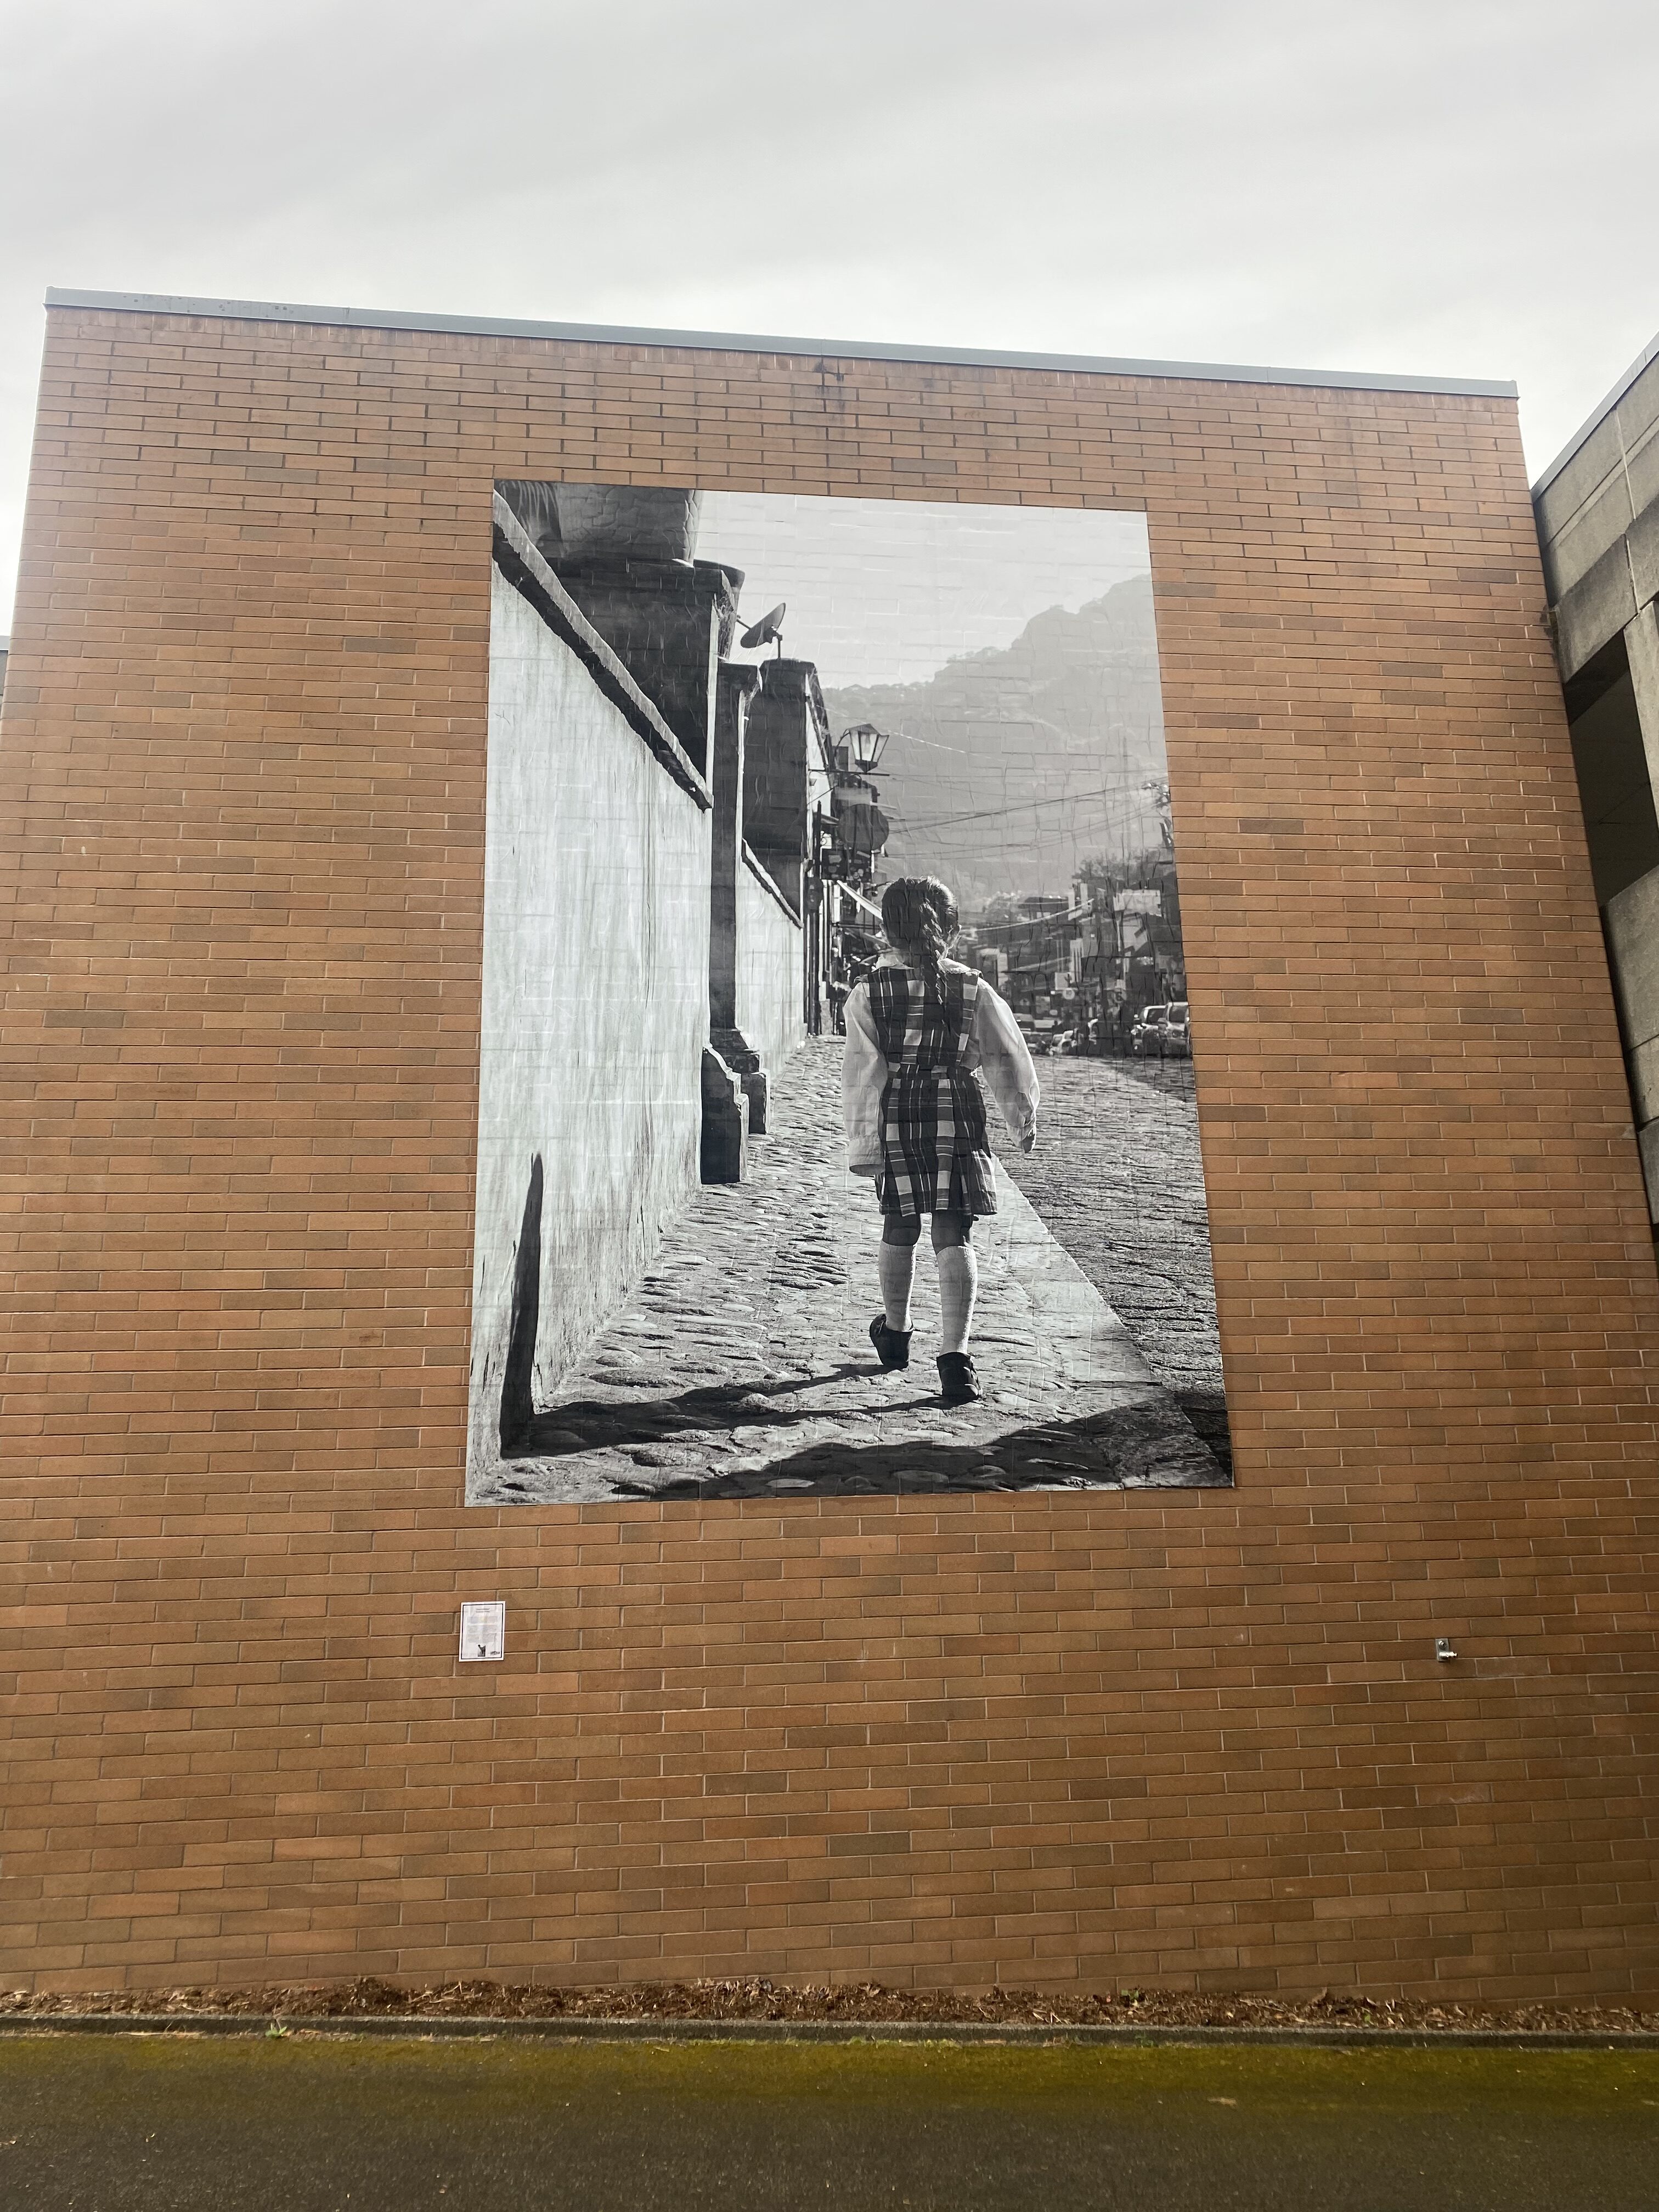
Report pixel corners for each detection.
[870,962,997,1220]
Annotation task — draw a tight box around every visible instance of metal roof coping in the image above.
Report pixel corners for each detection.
[42,288,1518,401]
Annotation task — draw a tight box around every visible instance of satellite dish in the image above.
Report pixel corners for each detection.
[740,602,787,653]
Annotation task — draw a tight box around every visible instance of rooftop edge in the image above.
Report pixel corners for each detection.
[1532,327,1659,501]
[43,288,1519,401]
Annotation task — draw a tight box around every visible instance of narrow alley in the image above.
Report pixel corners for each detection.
[478,1040,1228,1503]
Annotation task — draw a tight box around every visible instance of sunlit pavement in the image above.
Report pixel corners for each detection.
[3,2035,1657,2211]
[992,1053,1230,1474]
[480,1039,1227,1503]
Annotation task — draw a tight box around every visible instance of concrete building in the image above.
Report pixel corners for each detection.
[1534,340,1659,1232]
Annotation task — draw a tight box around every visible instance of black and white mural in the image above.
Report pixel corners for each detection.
[467,485,1231,1502]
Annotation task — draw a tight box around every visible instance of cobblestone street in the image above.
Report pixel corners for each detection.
[479,1039,1227,1503]
[993,1054,1233,1475]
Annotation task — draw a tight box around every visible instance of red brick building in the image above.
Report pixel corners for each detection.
[2,291,1655,2001]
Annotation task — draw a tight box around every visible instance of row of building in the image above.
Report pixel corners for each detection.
[963,865,1186,1049]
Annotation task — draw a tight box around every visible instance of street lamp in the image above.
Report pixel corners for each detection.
[842,722,890,776]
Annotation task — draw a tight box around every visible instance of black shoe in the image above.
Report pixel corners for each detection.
[870,1315,912,1370]
[936,1352,981,1406]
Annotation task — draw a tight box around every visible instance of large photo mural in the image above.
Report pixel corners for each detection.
[467,484,1232,1502]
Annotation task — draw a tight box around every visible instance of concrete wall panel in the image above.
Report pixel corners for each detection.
[1627,500,1659,614]
[1537,356,1659,633]
[1534,416,1633,602]
[1556,536,1638,680]
[1621,410,1659,528]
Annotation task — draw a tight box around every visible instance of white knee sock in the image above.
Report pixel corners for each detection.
[878,1243,916,1332]
[936,1244,978,1355]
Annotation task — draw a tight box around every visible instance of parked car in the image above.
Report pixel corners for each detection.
[1130,1003,1169,1056]
[1164,1002,1192,1057]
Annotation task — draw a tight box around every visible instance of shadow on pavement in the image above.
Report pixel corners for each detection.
[615,1396,1228,1498]
[1173,1383,1233,1479]
[506,1364,928,1458]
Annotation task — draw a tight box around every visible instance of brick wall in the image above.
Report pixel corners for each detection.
[2,304,1656,1999]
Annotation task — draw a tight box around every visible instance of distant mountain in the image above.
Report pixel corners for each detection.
[819,575,1167,911]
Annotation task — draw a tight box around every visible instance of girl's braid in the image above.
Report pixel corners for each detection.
[881,877,960,995]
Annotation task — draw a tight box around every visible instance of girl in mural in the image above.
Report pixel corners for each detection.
[842,877,1040,1406]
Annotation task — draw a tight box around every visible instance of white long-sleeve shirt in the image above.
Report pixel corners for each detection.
[841,954,1040,1174]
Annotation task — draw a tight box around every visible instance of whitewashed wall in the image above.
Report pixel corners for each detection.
[735,845,804,1084]
[468,563,712,1495]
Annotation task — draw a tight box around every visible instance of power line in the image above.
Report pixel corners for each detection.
[887,780,1157,834]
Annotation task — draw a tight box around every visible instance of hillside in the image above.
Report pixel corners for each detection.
[819,574,1167,909]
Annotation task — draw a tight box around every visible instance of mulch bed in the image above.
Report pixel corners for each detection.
[2,1979,1655,2034]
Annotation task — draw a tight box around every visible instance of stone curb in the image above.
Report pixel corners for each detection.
[2,2015,1656,2049]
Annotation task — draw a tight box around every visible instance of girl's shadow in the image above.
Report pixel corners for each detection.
[507,1363,939,1459]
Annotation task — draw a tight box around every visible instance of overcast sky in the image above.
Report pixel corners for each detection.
[697,495,1150,688]
[3,0,1658,636]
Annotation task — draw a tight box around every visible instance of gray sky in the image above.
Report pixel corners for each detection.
[4,0,1658,636]
[696,495,1150,688]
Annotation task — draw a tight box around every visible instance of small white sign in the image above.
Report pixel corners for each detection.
[459,1600,505,1662]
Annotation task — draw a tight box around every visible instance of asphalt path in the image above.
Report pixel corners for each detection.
[4,2036,1658,2210]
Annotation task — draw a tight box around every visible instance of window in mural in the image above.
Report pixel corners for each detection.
[469,484,1232,1502]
